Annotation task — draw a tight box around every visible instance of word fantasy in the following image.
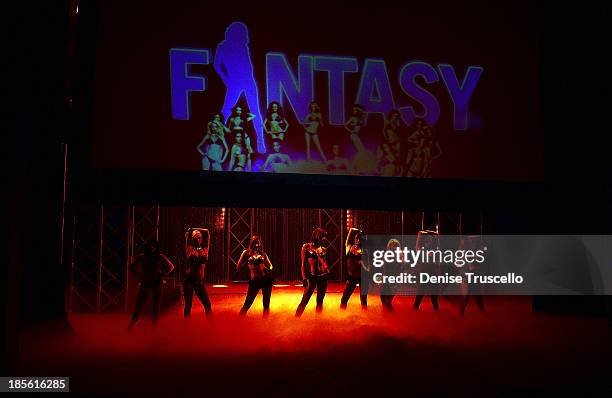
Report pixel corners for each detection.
[170,50,483,130]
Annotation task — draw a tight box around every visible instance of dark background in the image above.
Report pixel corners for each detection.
[5,0,611,375]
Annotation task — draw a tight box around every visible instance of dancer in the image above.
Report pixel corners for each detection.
[345,104,376,174]
[261,140,292,173]
[325,144,352,174]
[458,235,485,316]
[421,126,442,178]
[264,101,288,141]
[383,109,402,158]
[236,235,274,316]
[344,104,366,152]
[228,132,252,171]
[227,105,255,154]
[128,239,174,329]
[183,228,212,317]
[340,228,370,309]
[413,229,440,311]
[303,101,327,161]
[407,118,426,146]
[376,142,402,176]
[214,21,265,153]
[295,228,330,316]
[405,119,425,176]
[380,238,401,311]
[197,117,229,171]
[406,139,426,177]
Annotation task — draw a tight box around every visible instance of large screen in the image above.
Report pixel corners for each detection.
[89,2,543,181]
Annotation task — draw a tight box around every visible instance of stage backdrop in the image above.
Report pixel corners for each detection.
[89,1,543,181]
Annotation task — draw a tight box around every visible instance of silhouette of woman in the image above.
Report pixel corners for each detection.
[214,22,266,153]
[183,228,212,317]
[340,228,370,309]
[128,239,174,329]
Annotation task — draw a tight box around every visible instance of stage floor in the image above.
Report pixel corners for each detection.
[17,284,612,396]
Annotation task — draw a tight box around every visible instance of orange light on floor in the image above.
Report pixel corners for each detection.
[212,284,229,288]
[294,284,303,287]
[273,284,290,287]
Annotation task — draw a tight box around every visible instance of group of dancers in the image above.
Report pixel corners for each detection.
[128,226,483,328]
[196,102,442,177]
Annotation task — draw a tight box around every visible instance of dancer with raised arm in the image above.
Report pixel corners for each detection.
[236,235,274,316]
[340,228,370,309]
[227,105,255,154]
[295,228,330,317]
[183,228,212,317]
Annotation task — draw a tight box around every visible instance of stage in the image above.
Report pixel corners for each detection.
[16,285,612,396]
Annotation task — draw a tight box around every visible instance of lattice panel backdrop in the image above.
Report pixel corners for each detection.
[68,205,486,312]
[69,204,100,312]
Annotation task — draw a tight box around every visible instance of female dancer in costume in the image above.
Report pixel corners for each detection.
[344,104,366,153]
[227,105,255,153]
[261,139,292,173]
[228,132,252,171]
[376,142,402,176]
[325,144,352,174]
[383,109,402,159]
[236,235,274,316]
[303,101,327,161]
[264,101,289,141]
[380,238,401,311]
[340,228,370,309]
[128,239,174,329]
[183,228,212,317]
[413,229,440,311]
[295,228,330,316]
[197,114,229,171]
[458,235,485,316]
[421,126,442,178]
[208,112,231,139]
